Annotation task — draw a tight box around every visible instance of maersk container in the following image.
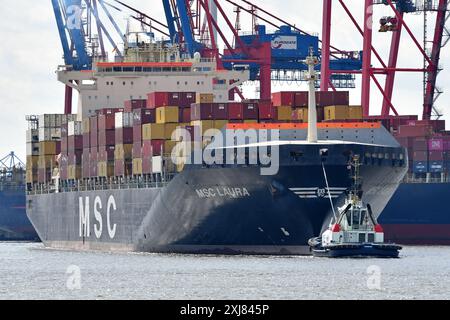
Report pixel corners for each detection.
[412,161,428,173]
[181,92,196,108]
[143,140,164,156]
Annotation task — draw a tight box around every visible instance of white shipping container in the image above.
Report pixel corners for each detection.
[115,112,133,128]
[39,128,62,142]
[26,142,40,156]
[68,121,83,136]
[26,129,39,143]
[39,114,66,128]
[152,156,163,173]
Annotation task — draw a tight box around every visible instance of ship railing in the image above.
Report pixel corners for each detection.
[27,173,177,195]
[403,173,449,184]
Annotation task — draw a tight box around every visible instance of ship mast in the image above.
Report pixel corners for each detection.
[305,48,319,143]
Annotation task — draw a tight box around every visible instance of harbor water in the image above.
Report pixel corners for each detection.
[0,242,449,300]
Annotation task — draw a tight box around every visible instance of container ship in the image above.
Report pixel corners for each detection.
[25,36,408,254]
[1,152,38,240]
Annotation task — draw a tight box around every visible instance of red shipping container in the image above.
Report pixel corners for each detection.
[168,92,181,106]
[143,140,164,156]
[82,133,90,149]
[406,120,445,132]
[147,92,169,109]
[413,138,428,151]
[258,101,274,120]
[213,103,229,120]
[90,130,98,148]
[115,127,133,144]
[398,125,433,138]
[133,109,155,125]
[181,92,196,108]
[180,107,191,123]
[61,136,68,154]
[294,92,309,107]
[98,146,115,162]
[412,151,428,161]
[132,141,142,158]
[68,150,83,165]
[55,141,61,155]
[89,151,98,177]
[243,103,258,120]
[81,151,90,178]
[114,159,132,177]
[98,129,115,147]
[98,113,115,130]
[68,135,83,151]
[272,92,294,106]
[191,103,214,121]
[228,103,244,120]
[142,157,152,174]
[428,138,444,151]
[133,124,142,142]
[429,151,444,161]
[37,168,49,184]
[124,99,146,112]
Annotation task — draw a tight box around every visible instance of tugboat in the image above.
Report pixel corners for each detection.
[308,156,402,258]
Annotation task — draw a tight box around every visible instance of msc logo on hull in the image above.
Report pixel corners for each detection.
[79,195,117,239]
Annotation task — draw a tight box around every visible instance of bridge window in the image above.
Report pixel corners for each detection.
[113,67,121,72]
[123,67,133,72]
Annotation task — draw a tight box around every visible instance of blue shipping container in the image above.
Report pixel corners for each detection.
[429,161,444,173]
[413,161,428,173]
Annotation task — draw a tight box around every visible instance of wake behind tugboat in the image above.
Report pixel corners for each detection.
[308,156,402,258]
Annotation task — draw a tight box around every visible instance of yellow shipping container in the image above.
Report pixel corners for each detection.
[97,161,114,177]
[324,105,350,121]
[68,165,81,180]
[38,155,55,169]
[164,140,179,155]
[156,106,179,124]
[26,170,38,184]
[191,120,215,136]
[292,108,308,122]
[214,120,229,130]
[26,156,39,169]
[114,144,133,160]
[349,105,363,119]
[277,106,293,121]
[244,120,258,124]
[132,158,143,175]
[142,123,165,140]
[82,118,90,134]
[39,141,57,155]
[196,93,214,104]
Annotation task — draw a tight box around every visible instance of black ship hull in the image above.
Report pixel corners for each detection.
[27,143,407,255]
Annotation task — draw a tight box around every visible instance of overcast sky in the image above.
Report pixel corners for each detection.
[1,1,449,161]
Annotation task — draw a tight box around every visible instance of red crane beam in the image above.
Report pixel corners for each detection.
[361,0,373,117]
[423,0,448,120]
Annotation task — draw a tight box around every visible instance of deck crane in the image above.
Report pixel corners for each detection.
[162,0,363,101]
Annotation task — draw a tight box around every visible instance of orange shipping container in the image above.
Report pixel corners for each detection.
[156,106,179,124]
